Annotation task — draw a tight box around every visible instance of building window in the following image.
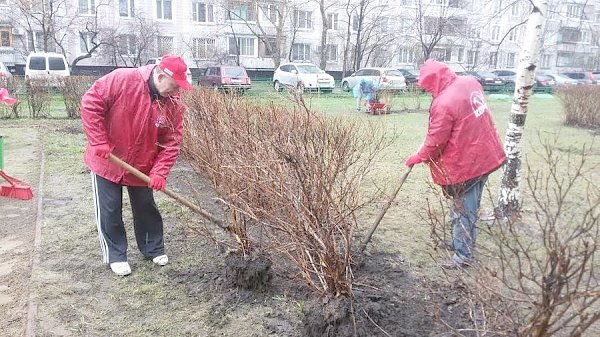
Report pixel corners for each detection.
[491,25,500,41]
[352,14,359,31]
[326,44,337,61]
[29,32,56,52]
[192,3,214,22]
[511,3,519,16]
[397,48,414,63]
[567,4,583,18]
[259,37,277,57]
[541,54,551,68]
[581,30,590,43]
[399,18,411,34]
[228,37,256,56]
[229,3,256,21]
[156,36,173,56]
[291,43,311,61]
[118,34,137,55]
[506,52,515,67]
[192,38,214,59]
[327,13,338,30]
[294,10,312,29]
[79,32,98,55]
[489,52,498,67]
[509,27,519,41]
[0,28,12,47]
[432,47,452,62]
[260,4,278,24]
[119,0,134,17]
[558,27,581,43]
[467,50,479,65]
[79,0,95,15]
[457,47,464,62]
[156,0,172,20]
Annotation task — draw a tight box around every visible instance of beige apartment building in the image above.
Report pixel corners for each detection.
[0,0,598,75]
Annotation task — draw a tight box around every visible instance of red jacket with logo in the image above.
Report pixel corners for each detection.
[415,60,506,185]
[80,65,184,186]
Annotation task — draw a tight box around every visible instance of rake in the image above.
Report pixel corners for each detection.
[0,135,34,200]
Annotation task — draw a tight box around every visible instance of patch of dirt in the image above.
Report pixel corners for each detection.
[224,253,272,291]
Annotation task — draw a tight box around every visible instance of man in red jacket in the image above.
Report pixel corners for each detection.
[81,55,192,276]
[405,59,505,268]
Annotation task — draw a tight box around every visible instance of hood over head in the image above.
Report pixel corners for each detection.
[417,59,457,97]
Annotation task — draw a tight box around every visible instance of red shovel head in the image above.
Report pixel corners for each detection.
[0,171,33,200]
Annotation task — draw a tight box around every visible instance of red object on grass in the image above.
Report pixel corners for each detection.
[0,88,17,106]
[0,170,33,200]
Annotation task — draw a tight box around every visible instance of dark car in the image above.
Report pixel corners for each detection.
[560,72,597,85]
[491,69,517,85]
[397,68,419,86]
[198,66,252,92]
[458,71,506,92]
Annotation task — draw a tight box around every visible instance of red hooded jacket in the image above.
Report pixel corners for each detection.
[80,65,184,186]
[415,60,505,185]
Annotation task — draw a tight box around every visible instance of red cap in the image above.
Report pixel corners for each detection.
[159,55,193,90]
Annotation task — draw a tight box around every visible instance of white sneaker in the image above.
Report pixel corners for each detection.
[110,262,131,276]
[152,255,169,266]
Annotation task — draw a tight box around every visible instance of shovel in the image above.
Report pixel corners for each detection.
[358,167,412,253]
[108,153,227,230]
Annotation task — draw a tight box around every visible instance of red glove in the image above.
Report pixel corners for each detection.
[90,143,111,159]
[405,154,422,167]
[148,174,166,191]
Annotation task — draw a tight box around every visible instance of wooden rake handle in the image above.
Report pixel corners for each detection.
[108,153,227,229]
[359,166,412,253]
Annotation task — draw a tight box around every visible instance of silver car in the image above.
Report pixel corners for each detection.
[341,68,406,91]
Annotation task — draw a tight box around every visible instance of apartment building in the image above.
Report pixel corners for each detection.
[0,0,599,75]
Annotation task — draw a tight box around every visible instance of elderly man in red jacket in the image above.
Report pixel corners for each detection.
[81,55,192,276]
[406,59,506,268]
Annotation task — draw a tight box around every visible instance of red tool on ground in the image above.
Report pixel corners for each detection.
[0,135,33,200]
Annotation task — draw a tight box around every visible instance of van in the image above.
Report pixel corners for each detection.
[25,52,70,84]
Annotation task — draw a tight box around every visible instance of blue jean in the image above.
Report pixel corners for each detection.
[444,175,487,264]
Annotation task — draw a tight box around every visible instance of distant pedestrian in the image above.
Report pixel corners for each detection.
[353,79,378,111]
[80,55,192,276]
[405,59,505,268]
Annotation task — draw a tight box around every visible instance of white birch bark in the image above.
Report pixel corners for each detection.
[498,0,548,216]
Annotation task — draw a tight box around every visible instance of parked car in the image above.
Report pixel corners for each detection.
[491,69,517,85]
[458,71,506,91]
[273,62,335,93]
[396,68,419,86]
[146,57,193,85]
[25,52,70,85]
[198,65,251,92]
[560,71,597,85]
[0,61,12,79]
[533,74,556,93]
[341,67,406,92]
[546,74,577,86]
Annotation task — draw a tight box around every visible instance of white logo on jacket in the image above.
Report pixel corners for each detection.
[470,91,488,118]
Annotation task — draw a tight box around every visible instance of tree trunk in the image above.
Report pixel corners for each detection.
[498,0,548,216]
[319,0,328,70]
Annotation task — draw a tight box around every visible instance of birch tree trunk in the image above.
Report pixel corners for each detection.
[498,0,548,216]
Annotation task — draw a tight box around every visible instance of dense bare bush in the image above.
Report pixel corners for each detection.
[427,137,600,336]
[59,76,95,118]
[0,76,25,118]
[181,89,389,297]
[555,86,600,129]
[25,78,52,118]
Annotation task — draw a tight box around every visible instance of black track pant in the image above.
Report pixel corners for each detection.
[91,173,164,264]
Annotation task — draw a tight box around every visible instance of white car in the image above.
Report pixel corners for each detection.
[0,61,12,79]
[341,68,406,92]
[25,52,70,86]
[273,62,335,93]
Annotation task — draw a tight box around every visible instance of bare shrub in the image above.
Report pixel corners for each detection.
[429,136,600,336]
[25,78,52,118]
[182,89,389,297]
[59,76,95,118]
[555,86,600,129]
[0,76,26,118]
